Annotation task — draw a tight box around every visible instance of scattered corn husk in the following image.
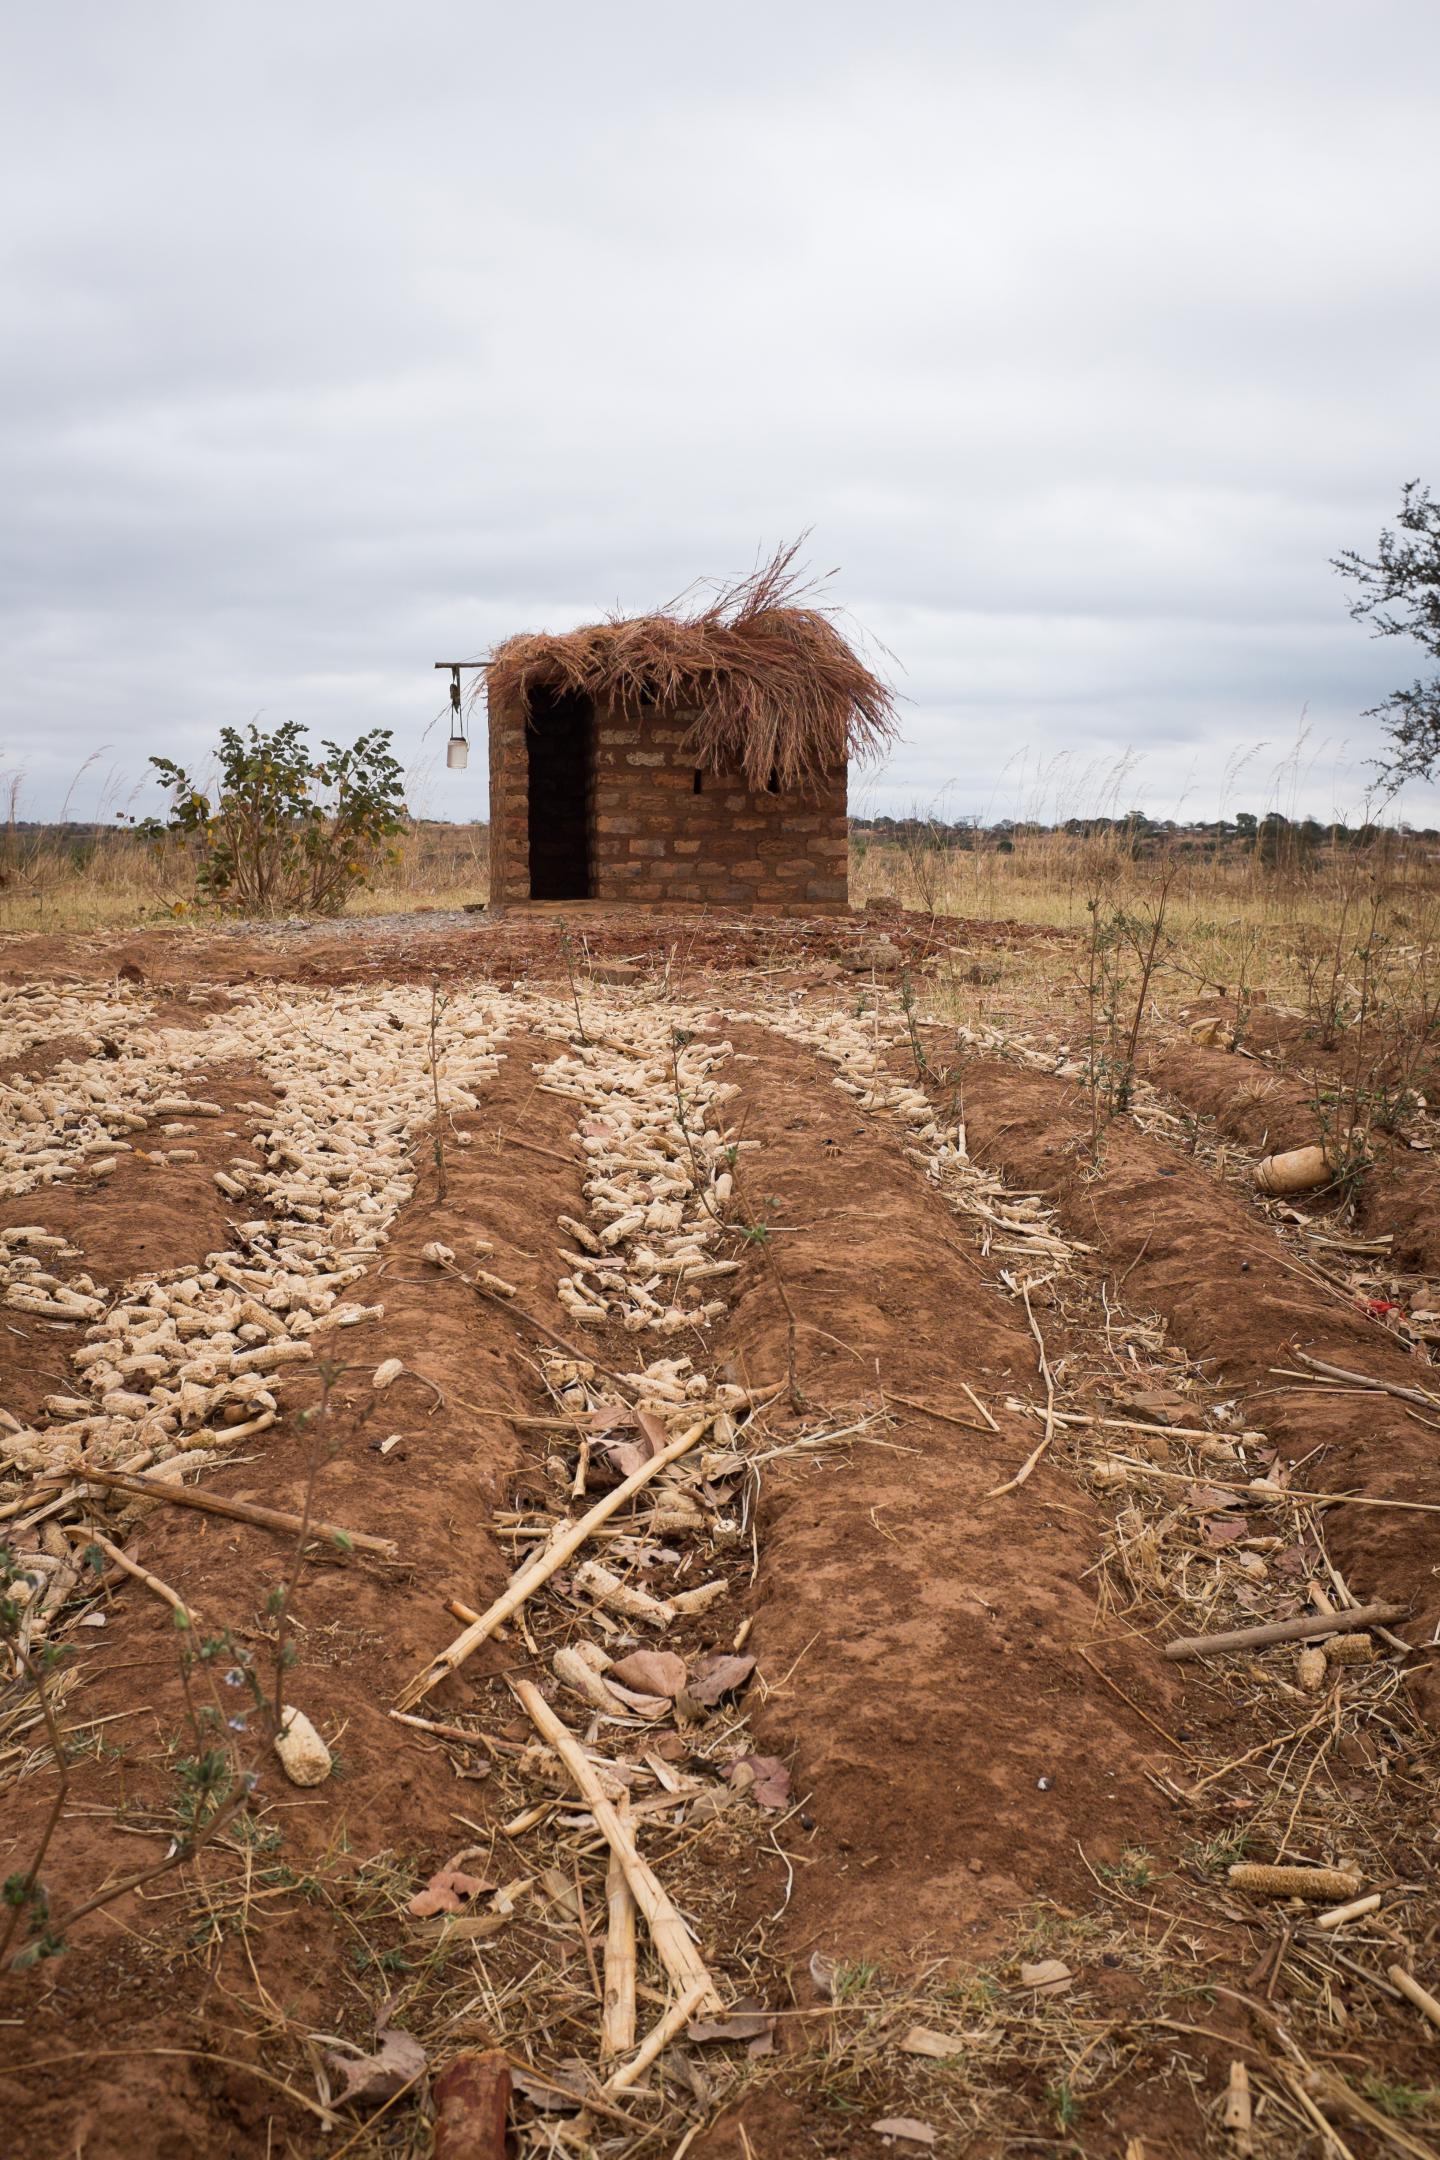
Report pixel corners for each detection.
[1228,1863,1361,1901]
[1296,1645,1327,1692]
[1254,1145,1332,1195]
[274,1706,332,1787]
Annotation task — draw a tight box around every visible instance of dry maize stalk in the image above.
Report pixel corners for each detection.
[601,1797,638,2061]
[395,1415,712,1708]
[605,1978,709,2094]
[64,1465,397,1557]
[512,1679,721,2012]
[1388,1965,1440,2034]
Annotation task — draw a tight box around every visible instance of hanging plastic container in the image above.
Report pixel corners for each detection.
[443,664,469,770]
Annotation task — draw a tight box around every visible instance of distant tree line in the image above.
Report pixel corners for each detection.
[849,811,1440,860]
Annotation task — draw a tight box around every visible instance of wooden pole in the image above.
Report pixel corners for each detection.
[987,1284,1057,1497]
[1295,1351,1440,1413]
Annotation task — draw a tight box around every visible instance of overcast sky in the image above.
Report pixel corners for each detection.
[4,2,1439,827]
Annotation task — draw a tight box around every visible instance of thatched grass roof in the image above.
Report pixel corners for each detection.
[484,543,898,792]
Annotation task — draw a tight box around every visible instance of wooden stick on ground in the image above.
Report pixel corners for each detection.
[511,1679,721,2012]
[987,1283,1056,1498]
[604,1978,708,2095]
[63,1522,200,1628]
[396,1417,712,1709]
[1389,1964,1440,2034]
[62,1466,397,1558]
[1316,1892,1382,1931]
[1093,1454,1440,1517]
[1041,1408,1266,1444]
[959,1380,1000,1432]
[601,1796,638,2061]
[1223,2060,1253,2157]
[432,1251,641,1401]
[388,1709,495,1750]
[883,1391,991,1436]
[1,1415,277,1534]
[490,1128,581,1170]
[1294,1351,1440,1413]
[1165,1602,1406,1662]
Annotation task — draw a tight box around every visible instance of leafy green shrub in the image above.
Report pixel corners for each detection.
[147,720,406,916]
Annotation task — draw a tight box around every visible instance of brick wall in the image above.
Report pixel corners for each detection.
[486,683,532,906]
[487,685,849,912]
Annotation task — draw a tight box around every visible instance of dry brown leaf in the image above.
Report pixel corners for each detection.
[688,2000,776,2044]
[606,1682,672,1718]
[410,1910,509,1943]
[726,1753,791,1809]
[900,2026,964,2058]
[1189,1483,1245,1512]
[406,1868,490,1918]
[872,2119,938,2147]
[537,1865,582,1919]
[1018,1957,1072,1995]
[604,1438,658,1478]
[325,2026,426,2107]
[510,2061,589,2112]
[608,1648,688,1697]
[574,1404,637,1434]
[1116,1385,1193,1424]
[685,1785,739,1826]
[688,1652,756,1706]
[635,1406,675,1451]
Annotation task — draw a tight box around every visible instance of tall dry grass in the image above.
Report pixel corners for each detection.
[852,824,1440,1014]
[6,793,1440,1055]
[0,819,491,933]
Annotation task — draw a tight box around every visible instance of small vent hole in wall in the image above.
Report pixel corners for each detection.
[693,769,703,794]
[765,767,781,794]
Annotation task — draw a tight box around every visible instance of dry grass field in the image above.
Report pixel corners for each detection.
[1,854,1439,2157]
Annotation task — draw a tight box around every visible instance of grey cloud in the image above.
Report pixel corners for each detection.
[3,1,1439,829]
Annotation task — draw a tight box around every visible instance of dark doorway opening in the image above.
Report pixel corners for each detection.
[526,688,594,898]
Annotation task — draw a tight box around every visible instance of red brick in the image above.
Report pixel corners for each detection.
[488,680,847,909]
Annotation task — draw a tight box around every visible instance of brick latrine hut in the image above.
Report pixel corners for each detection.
[481,549,896,914]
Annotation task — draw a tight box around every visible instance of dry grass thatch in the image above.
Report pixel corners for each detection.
[484,541,899,792]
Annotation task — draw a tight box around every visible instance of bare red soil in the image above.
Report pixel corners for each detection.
[1,910,1437,2158]
[948,1051,1440,1716]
